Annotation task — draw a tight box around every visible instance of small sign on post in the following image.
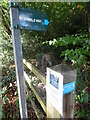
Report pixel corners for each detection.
[19,8,49,31]
[47,64,77,118]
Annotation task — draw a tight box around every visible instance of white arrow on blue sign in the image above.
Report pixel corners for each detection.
[18,8,49,31]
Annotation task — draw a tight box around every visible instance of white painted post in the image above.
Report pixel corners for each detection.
[9,2,28,118]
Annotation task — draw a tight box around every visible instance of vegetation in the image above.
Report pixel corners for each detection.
[0,1,90,119]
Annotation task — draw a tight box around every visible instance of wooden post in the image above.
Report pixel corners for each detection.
[47,64,76,119]
[9,2,28,118]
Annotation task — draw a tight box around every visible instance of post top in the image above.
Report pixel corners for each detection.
[50,64,77,84]
[9,2,18,9]
[51,64,75,72]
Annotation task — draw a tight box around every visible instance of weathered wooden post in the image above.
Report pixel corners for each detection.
[47,64,77,118]
[9,2,28,118]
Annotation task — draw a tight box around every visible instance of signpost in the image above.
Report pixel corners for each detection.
[9,2,49,119]
[19,8,49,31]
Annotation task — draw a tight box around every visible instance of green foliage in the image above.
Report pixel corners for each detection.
[0,86,7,96]
[1,95,8,119]
[15,98,19,110]
[0,0,11,35]
[1,39,13,66]
[1,25,15,86]
[0,18,16,119]
[47,33,89,66]
[2,66,16,87]
[14,98,20,119]
[0,19,13,66]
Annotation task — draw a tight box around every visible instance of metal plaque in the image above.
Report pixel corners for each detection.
[19,8,49,31]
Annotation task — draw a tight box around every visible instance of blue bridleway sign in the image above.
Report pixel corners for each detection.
[19,8,49,31]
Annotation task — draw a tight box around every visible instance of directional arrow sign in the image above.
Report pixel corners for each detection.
[19,8,49,31]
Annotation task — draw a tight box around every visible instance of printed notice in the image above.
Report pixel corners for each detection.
[50,73,59,89]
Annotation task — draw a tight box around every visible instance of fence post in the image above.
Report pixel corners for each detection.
[47,64,76,119]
